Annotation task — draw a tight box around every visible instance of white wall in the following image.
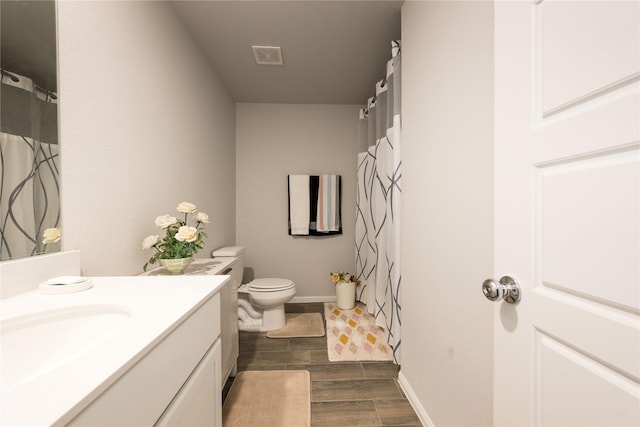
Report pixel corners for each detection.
[400,2,494,426]
[236,103,360,300]
[57,0,236,275]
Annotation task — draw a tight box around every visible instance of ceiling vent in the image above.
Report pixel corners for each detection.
[252,45,283,65]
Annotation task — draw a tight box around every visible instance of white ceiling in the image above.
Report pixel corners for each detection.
[171,1,403,105]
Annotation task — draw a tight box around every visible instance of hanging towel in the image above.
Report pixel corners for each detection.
[317,174,341,232]
[288,175,310,235]
[309,175,320,232]
[288,174,341,236]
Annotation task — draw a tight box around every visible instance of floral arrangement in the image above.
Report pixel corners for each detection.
[330,271,360,286]
[142,202,209,271]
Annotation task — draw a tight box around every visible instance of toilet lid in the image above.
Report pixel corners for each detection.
[248,278,295,292]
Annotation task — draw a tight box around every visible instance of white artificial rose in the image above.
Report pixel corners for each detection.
[142,234,159,249]
[155,215,177,228]
[194,211,209,223]
[175,226,198,242]
[42,227,61,244]
[177,202,197,214]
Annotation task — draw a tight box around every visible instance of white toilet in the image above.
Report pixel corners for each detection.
[212,246,296,332]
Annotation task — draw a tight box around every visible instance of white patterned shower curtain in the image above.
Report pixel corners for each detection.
[355,41,401,362]
[0,70,60,260]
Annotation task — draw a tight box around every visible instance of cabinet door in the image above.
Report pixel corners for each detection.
[155,340,222,427]
[220,276,239,384]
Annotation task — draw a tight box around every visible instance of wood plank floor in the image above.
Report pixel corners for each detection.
[225,302,422,427]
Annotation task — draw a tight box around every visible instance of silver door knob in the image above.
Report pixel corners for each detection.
[482,276,521,304]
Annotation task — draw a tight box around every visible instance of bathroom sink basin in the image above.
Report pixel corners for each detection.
[1,305,130,391]
[1,275,229,427]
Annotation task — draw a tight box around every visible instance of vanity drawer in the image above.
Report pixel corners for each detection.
[66,293,220,426]
[155,339,221,426]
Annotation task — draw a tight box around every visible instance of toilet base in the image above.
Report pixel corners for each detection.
[261,305,286,330]
[237,282,296,332]
[237,298,287,332]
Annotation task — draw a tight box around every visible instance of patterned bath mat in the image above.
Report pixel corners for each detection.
[324,302,393,362]
[266,312,325,338]
[222,370,310,426]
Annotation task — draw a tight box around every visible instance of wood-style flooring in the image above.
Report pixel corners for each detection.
[225,302,422,427]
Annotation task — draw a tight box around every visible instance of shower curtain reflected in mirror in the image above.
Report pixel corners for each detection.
[1,70,60,261]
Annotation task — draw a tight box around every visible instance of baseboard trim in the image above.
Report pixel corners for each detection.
[290,296,336,304]
[397,370,435,427]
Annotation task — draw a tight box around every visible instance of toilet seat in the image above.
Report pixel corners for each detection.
[248,278,295,292]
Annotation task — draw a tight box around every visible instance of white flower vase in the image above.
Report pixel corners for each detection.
[158,257,193,275]
[336,281,356,310]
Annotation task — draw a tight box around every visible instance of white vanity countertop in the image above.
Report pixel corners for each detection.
[140,257,237,276]
[0,275,229,427]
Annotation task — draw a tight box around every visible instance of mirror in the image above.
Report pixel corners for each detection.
[1,0,60,261]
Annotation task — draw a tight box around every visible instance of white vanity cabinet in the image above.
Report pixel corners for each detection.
[217,263,240,383]
[67,292,223,427]
[1,276,228,427]
[142,258,239,387]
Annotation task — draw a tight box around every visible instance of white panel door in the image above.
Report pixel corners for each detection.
[494,1,640,426]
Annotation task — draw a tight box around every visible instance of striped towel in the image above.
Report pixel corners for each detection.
[316,174,340,232]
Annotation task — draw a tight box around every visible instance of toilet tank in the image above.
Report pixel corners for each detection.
[212,246,245,284]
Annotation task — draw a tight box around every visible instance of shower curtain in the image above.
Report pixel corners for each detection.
[355,41,401,362]
[0,70,60,261]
